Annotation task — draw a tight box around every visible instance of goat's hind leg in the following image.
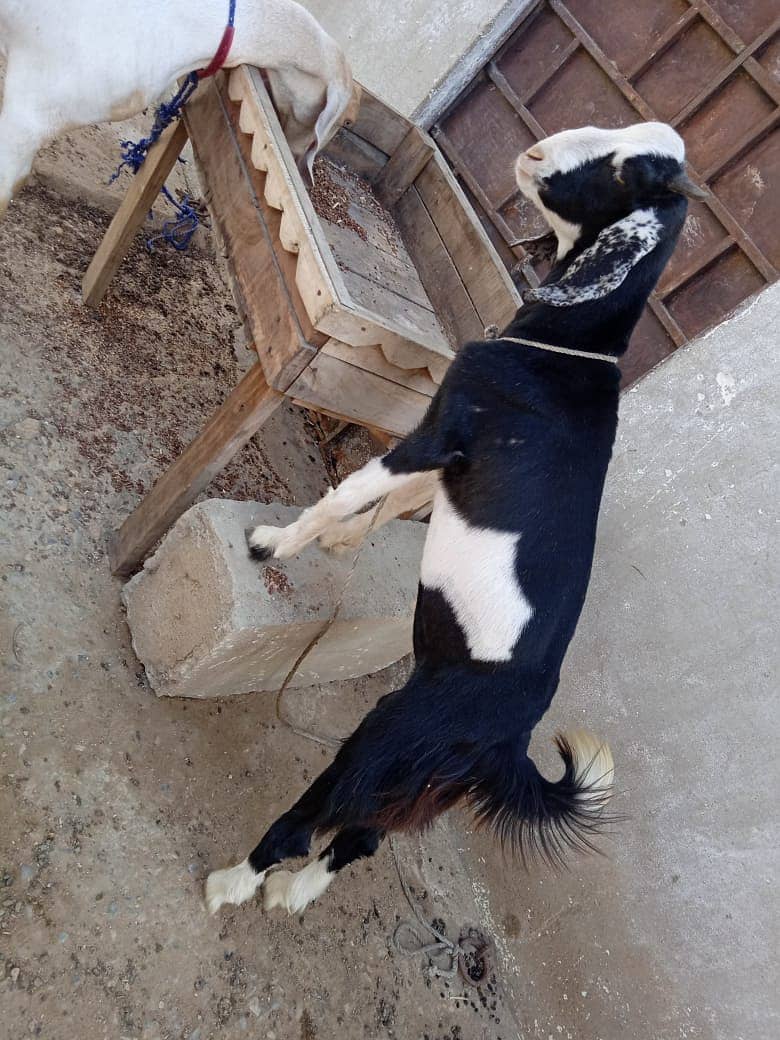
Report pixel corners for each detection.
[206,763,339,914]
[246,456,428,561]
[264,826,382,914]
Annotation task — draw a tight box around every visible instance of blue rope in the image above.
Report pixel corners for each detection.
[109,0,237,251]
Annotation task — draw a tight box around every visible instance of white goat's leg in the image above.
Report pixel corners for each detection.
[247,457,428,561]
[317,471,438,553]
[0,63,47,218]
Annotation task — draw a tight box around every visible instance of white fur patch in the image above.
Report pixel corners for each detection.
[205,859,264,915]
[263,856,334,914]
[420,489,532,662]
[516,122,685,182]
[247,457,418,559]
[565,730,615,807]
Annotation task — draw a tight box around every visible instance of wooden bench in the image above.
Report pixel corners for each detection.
[83,68,519,576]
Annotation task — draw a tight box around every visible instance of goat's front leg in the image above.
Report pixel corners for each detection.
[317,470,438,553]
[0,59,48,219]
[247,457,429,561]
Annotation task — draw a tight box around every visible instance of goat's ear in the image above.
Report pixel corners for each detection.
[525,208,664,307]
[303,80,356,180]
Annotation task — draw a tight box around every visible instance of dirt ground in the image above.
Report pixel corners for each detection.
[0,123,520,1040]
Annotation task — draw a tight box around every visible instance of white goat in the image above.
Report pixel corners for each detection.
[0,0,356,217]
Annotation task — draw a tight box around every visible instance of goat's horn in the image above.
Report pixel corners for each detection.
[668,170,708,199]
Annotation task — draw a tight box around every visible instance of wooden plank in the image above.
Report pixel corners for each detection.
[349,88,409,155]
[184,76,320,391]
[375,126,436,207]
[395,185,484,344]
[657,237,736,298]
[414,151,520,327]
[690,0,780,103]
[322,126,389,182]
[109,364,283,577]
[336,262,449,348]
[288,353,430,438]
[82,120,188,307]
[487,63,547,138]
[321,338,440,395]
[321,220,435,311]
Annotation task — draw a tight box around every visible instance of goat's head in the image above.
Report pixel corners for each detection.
[514,122,706,307]
[268,58,361,182]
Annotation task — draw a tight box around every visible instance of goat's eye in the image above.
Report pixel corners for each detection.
[526,147,544,161]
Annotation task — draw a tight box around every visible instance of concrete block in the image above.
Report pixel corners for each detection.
[122,499,425,698]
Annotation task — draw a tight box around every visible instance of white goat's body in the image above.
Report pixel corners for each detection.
[0,0,353,214]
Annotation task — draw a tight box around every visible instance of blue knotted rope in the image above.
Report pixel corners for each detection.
[109,0,237,251]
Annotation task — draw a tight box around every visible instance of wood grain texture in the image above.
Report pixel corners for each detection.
[375,126,435,207]
[184,75,322,391]
[415,153,520,328]
[82,120,188,307]
[289,353,430,438]
[109,364,283,577]
[396,186,484,345]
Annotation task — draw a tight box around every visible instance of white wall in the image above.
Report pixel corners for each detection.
[300,0,521,118]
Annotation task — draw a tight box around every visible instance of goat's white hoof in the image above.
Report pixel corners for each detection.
[245,525,282,561]
[263,869,296,913]
[205,859,264,914]
[263,858,334,914]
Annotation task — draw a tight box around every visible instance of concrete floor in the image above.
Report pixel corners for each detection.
[1,117,777,1040]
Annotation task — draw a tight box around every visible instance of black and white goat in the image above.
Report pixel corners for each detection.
[206,121,703,916]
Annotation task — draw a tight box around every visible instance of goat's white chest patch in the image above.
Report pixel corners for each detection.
[420,490,533,662]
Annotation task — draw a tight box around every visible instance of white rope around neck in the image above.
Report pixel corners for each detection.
[498,335,619,365]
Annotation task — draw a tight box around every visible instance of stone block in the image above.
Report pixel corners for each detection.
[121,499,425,698]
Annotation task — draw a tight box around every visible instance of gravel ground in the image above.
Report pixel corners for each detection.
[0,125,516,1040]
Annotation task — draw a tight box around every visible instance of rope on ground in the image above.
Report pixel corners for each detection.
[272,496,387,750]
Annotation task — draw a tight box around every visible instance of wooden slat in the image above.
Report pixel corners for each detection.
[658,237,735,297]
[321,338,440,395]
[671,18,780,127]
[289,353,430,438]
[627,7,699,80]
[184,76,321,391]
[348,87,409,155]
[434,127,521,245]
[414,152,521,327]
[487,63,548,138]
[395,186,484,344]
[322,127,389,182]
[82,120,188,307]
[647,295,687,347]
[109,364,283,576]
[321,220,434,311]
[523,37,580,103]
[375,126,436,207]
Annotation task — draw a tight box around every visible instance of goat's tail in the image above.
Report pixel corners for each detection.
[471,730,616,868]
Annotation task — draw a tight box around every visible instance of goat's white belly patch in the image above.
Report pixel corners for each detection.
[420,490,533,662]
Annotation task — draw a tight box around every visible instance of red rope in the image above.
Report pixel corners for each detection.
[197,24,236,80]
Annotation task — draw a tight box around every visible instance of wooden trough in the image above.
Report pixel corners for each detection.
[84,67,519,575]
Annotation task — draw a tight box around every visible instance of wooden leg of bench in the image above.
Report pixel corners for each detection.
[109,363,284,577]
[82,120,189,307]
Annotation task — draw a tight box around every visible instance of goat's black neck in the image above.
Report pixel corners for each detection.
[505,199,686,357]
